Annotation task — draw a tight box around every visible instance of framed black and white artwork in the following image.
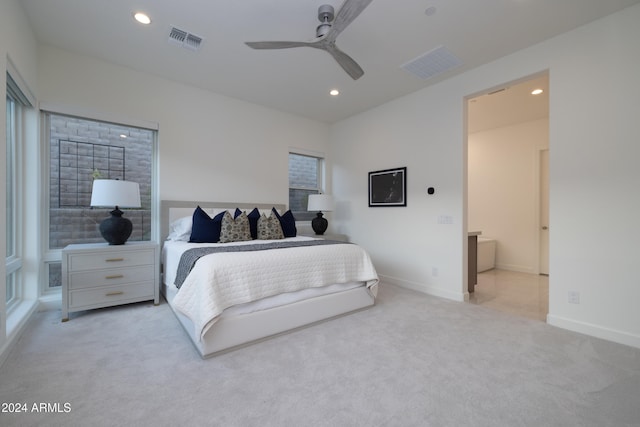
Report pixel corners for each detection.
[368,167,407,207]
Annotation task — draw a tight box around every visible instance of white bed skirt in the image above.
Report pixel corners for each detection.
[162,281,376,358]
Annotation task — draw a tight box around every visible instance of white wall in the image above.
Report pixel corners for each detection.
[545,5,640,347]
[331,81,466,302]
[37,45,331,206]
[331,4,640,348]
[468,119,549,273]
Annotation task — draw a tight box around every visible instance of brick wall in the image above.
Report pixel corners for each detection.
[49,115,152,249]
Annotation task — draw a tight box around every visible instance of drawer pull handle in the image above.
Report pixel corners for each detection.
[105,274,124,280]
[106,258,124,262]
[105,291,124,296]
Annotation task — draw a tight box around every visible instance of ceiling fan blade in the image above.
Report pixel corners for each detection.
[325,44,364,80]
[244,0,372,79]
[329,0,374,40]
[245,41,310,49]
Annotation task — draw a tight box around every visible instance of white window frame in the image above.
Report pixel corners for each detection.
[5,69,30,313]
[288,149,326,222]
[39,105,159,295]
[6,96,22,311]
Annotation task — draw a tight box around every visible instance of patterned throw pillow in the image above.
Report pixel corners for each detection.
[219,211,252,243]
[257,213,285,240]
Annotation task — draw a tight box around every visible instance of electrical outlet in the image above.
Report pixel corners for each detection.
[568,291,580,304]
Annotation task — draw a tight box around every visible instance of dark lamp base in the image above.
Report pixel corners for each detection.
[311,212,328,235]
[99,207,133,245]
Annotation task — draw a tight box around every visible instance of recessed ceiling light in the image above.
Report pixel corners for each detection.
[134,12,151,25]
[120,134,127,139]
[425,6,437,16]
[329,89,340,96]
[531,88,543,95]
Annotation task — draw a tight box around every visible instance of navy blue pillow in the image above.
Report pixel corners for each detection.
[189,206,225,243]
[272,208,297,237]
[247,208,260,239]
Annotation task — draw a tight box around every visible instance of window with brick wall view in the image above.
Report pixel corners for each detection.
[46,113,154,290]
[289,152,323,221]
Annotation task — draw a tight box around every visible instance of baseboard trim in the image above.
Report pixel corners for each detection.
[0,299,39,368]
[378,274,465,302]
[494,263,535,274]
[547,314,640,349]
[38,294,61,312]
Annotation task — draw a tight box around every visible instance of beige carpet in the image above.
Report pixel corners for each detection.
[1,283,639,426]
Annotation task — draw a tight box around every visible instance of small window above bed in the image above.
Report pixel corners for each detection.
[288,152,324,222]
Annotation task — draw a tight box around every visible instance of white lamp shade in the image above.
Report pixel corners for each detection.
[308,194,334,212]
[90,179,141,208]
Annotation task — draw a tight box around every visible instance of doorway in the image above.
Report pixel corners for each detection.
[466,72,549,320]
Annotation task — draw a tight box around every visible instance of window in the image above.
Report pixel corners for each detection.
[43,113,156,292]
[288,152,324,221]
[6,72,30,312]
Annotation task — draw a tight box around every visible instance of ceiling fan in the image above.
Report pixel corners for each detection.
[245,0,373,80]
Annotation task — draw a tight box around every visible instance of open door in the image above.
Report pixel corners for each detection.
[539,149,549,275]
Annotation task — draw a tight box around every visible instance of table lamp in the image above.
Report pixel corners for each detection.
[307,194,334,235]
[90,179,141,245]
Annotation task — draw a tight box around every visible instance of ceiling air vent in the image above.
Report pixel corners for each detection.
[168,26,203,51]
[401,45,463,80]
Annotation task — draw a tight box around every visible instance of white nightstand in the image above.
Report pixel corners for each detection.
[61,241,159,321]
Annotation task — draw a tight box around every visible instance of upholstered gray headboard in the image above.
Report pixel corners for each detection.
[160,200,287,242]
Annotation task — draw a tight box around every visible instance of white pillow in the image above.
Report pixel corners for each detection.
[167,216,192,241]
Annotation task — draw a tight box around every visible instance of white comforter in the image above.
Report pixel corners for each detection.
[171,237,379,340]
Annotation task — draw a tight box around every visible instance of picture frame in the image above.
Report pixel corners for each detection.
[368,167,407,207]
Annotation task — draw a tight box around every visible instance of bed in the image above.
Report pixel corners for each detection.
[160,200,379,358]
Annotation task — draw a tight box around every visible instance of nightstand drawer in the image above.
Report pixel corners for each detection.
[68,265,155,289]
[68,249,155,272]
[68,281,155,309]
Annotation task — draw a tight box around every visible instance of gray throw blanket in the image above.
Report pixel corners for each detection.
[174,239,348,288]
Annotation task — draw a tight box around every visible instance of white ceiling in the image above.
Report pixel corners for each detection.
[20,0,640,124]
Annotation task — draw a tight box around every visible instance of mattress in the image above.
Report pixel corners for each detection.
[162,237,370,319]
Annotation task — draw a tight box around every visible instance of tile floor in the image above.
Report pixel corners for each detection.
[468,269,549,321]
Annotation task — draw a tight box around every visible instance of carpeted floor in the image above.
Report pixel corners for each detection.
[1,283,639,427]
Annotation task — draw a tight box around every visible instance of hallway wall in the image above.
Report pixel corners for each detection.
[468,118,549,273]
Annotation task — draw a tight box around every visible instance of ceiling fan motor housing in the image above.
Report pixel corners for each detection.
[317,4,335,37]
[318,4,335,22]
